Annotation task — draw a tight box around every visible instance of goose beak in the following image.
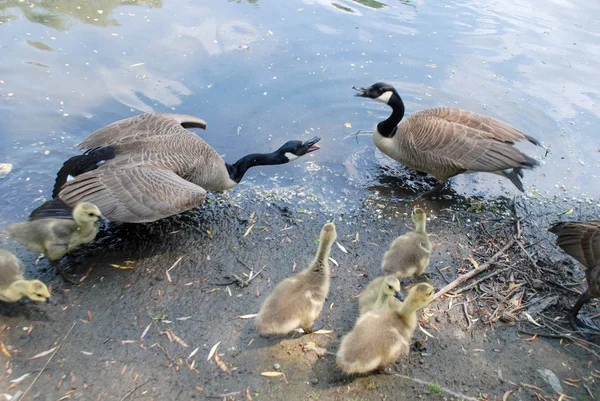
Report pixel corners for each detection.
[301,136,321,154]
[353,86,369,97]
[46,296,58,305]
[394,290,404,302]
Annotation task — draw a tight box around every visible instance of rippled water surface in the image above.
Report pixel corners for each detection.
[1,0,599,225]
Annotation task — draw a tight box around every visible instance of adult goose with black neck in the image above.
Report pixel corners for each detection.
[53,113,320,223]
[354,82,541,197]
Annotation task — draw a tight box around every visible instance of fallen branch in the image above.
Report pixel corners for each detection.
[19,321,77,401]
[432,240,515,301]
[224,264,267,288]
[120,379,154,401]
[394,374,479,401]
[454,266,512,294]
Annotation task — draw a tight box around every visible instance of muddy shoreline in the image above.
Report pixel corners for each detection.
[1,186,598,401]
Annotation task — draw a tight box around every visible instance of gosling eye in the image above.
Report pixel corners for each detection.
[88,213,95,217]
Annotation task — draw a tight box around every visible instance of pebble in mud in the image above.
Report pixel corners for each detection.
[273,363,281,371]
[310,377,319,385]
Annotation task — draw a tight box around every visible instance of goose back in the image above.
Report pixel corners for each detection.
[374,107,539,181]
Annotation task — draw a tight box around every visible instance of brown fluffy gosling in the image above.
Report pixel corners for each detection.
[381,208,432,278]
[7,198,102,283]
[255,222,337,335]
[0,249,56,304]
[336,283,435,375]
[358,276,403,316]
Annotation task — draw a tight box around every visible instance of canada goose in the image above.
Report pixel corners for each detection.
[549,221,600,334]
[381,208,432,278]
[353,82,541,196]
[358,275,403,316]
[255,222,337,335]
[52,113,321,223]
[0,250,56,304]
[7,198,102,283]
[336,282,435,375]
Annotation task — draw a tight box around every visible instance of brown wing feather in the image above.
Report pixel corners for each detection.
[58,166,206,223]
[549,221,600,269]
[405,108,539,174]
[79,113,207,149]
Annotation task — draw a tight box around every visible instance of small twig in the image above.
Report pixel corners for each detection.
[435,265,451,284]
[515,240,538,269]
[394,374,479,401]
[225,264,267,288]
[488,288,523,323]
[120,379,154,401]
[517,330,569,340]
[463,302,473,330]
[543,279,582,294]
[152,343,176,366]
[19,321,77,401]
[583,382,595,400]
[454,266,512,295]
[432,240,515,301]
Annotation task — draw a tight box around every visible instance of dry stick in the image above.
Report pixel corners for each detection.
[120,379,154,401]
[394,374,479,401]
[454,266,512,294]
[488,288,523,322]
[432,239,515,301]
[19,321,77,401]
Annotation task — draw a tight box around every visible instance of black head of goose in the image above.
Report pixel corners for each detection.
[353,82,541,197]
[52,113,320,223]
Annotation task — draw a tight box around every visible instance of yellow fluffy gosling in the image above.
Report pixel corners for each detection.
[0,250,55,304]
[382,208,432,278]
[336,283,435,374]
[358,275,403,316]
[7,198,102,282]
[255,222,337,335]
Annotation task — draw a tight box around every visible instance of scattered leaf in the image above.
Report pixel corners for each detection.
[520,382,543,391]
[129,62,145,67]
[418,325,435,338]
[465,257,479,269]
[236,314,258,319]
[207,341,221,361]
[564,208,574,215]
[523,312,542,327]
[188,346,199,360]
[169,329,189,348]
[261,371,284,377]
[87,311,93,322]
[110,264,134,270]
[328,257,339,266]
[0,341,11,358]
[246,387,253,401]
[206,229,213,239]
[176,316,191,321]
[344,122,352,128]
[140,323,151,339]
[214,351,232,375]
[10,372,31,383]
[29,347,57,360]
[244,224,254,237]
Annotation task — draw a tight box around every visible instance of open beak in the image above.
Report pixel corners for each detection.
[46,296,58,305]
[352,86,370,97]
[302,136,321,154]
[394,290,404,302]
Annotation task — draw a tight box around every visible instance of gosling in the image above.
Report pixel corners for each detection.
[358,276,403,316]
[7,198,102,283]
[382,208,432,278]
[0,250,56,304]
[255,222,337,335]
[337,283,435,375]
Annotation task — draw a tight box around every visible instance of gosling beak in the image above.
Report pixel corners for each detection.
[394,290,404,302]
[352,85,370,97]
[46,296,58,305]
[99,215,109,224]
[302,136,321,154]
[20,296,31,305]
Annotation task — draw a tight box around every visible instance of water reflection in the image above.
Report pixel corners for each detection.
[0,0,162,30]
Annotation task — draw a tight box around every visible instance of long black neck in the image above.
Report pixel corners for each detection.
[226,151,288,183]
[377,92,405,138]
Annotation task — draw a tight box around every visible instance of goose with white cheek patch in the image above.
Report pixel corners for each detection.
[354,82,541,197]
[53,113,321,223]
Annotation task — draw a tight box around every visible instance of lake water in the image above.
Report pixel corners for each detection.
[1,0,599,227]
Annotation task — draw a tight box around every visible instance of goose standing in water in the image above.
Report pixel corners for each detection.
[7,198,102,283]
[53,113,321,223]
[353,83,541,197]
[549,221,600,335]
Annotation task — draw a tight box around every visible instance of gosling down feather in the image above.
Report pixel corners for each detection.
[358,275,403,316]
[52,113,321,223]
[0,250,55,304]
[381,208,432,278]
[255,222,337,335]
[7,198,102,282]
[354,82,541,196]
[549,221,600,332]
[337,283,435,375]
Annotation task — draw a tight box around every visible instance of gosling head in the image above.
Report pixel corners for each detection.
[12,280,57,304]
[277,136,321,162]
[353,82,400,105]
[73,202,102,224]
[320,222,337,244]
[412,207,426,224]
[382,276,404,302]
[405,283,435,309]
